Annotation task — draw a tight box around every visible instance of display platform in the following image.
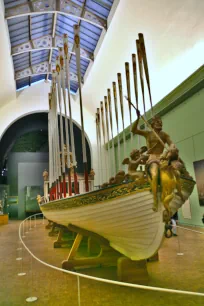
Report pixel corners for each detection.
[0,214,8,225]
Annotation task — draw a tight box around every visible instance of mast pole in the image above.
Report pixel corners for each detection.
[63,34,79,195]
[74,25,89,192]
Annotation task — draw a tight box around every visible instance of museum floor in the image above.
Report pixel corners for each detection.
[0,219,203,306]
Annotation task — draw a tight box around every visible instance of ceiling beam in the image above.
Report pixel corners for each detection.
[12,47,92,62]
[15,71,81,83]
[6,11,105,30]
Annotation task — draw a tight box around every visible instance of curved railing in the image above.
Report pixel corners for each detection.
[18,213,204,304]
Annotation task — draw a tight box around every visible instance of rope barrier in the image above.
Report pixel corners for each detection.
[18,214,204,298]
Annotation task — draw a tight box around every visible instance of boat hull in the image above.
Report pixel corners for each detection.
[40,178,195,261]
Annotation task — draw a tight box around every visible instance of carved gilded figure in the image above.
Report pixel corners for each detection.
[132,110,176,211]
[42,169,49,181]
[122,147,148,183]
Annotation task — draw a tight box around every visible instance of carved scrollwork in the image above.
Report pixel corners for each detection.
[12,42,33,55]
[32,61,49,74]
[15,68,32,79]
[31,0,56,11]
[5,3,31,17]
[60,0,82,16]
[41,181,150,211]
[70,71,78,82]
[33,35,52,49]
[84,10,105,27]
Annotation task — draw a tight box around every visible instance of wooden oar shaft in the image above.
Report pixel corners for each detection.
[104,96,112,177]
[112,81,121,168]
[96,113,101,186]
[74,25,89,192]
[138,33,153,114]
[63,34,78,195]
[97,108,103,183]
[100,101,109,180]
[107,89,116,175]
[117,73,126,158]
[136,40,146,115]
[125,62,133,143]
[132,54,139,109]
[125,96,168,150]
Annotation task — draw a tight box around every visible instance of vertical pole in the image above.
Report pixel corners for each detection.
[107,89,116,176]
[74,25,89,192]
[112,82,121,170]
[117,73,126,160]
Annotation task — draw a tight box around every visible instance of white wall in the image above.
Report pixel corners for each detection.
[79,0,204,135]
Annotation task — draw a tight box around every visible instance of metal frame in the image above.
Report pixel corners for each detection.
[5,0,117,93]
[6,11,106,30]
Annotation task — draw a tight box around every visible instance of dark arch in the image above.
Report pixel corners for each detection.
[0,112,91,181]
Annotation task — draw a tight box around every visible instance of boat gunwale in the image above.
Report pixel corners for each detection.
[40,176,195,207]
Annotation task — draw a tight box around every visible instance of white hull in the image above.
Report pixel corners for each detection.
[41,188,165,260]
[40,177,194,261]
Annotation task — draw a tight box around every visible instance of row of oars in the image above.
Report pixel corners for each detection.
[48,26,90,200]
[96,33,154,187]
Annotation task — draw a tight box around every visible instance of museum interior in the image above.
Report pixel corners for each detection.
[0,0,204,305]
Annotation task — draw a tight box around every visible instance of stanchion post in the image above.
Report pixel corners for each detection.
[26,255,37,303]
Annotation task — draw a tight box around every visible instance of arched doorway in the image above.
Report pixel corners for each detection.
[0,112,91,219]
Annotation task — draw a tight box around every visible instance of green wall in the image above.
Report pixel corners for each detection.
[112,65,204,227]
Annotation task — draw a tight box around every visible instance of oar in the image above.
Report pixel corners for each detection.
[95,113,100,186]
[52,71,61,199]
[125,62,133,145]
[117,73,126,160]
[64,33,79,195]
[104,96,112,178]
[132,53,140,147]
[48,92,53,200]
[56,57,65,198]
[59,47,70,198]
[74,25,89,192]
[107,88,116,176]
[136,40,146,118]
[97,108,104,184]
[139,33,154,116]
[100,101,109,180]
[112,82,121,170]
